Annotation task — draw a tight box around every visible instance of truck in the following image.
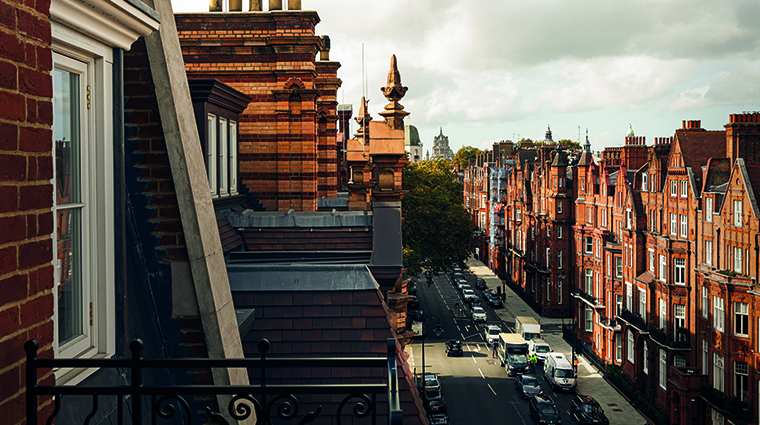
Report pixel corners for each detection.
[409,310,423,338]
[515,316,541,341]
[497,333,530,376]
[528,338,551,363]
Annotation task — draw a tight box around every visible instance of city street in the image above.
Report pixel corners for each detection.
[408,271,581,424]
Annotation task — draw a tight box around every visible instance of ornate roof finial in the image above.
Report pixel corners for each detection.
[627,123,635,137]
[545,124,553,142]
[354,96,373,141]
[379,54,409,130]
[584,129,591,152]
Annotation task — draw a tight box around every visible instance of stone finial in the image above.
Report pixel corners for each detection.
[354,97,373,141]
[379,55,409,130]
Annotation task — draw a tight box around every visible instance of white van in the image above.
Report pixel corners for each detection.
[544,352,576,391]
[528,338,551,363]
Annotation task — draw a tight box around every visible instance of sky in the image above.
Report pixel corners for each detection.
[171,0,760,154]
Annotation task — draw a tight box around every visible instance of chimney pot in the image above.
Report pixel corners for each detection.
[269,0,282,10]
[682,120,686,129]
[249,0,262,10]
[229,0,242,11]
[320,36,331,61]
[209,0,222,11]
[288,0,301,9]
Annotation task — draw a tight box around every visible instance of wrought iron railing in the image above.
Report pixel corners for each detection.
[25,338,404,425]
[572,287,599,307]
[701,378,752,423]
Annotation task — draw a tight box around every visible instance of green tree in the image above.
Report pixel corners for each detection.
[557,138,581,149]
[402,158,473,282]
[452,146,481,169]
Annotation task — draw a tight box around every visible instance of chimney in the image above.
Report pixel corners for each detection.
[229,0,242,11]
[320,36,331,61]
[209,0,222,11]
[269,0,282,10]
[288,0,301,9]
[249,0,262,10]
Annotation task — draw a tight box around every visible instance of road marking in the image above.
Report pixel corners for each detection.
[487,383,497,395]
[478,368,485,379]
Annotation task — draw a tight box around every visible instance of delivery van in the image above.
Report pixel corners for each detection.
[544,352,576,391]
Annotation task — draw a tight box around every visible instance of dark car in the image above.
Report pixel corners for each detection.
[483,289,496,298]
[424,397,447,415]
[427,414,449,425]
[529,394,562,424]
[570,395,609,425]
[474,278,487,289]
[445,340,463,356]
[407,296,420,310]
[470,298,483,309]
[486,293,502,308]
[515,374,543,399]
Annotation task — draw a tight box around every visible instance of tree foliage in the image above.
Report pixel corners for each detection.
[402,158,473,282]
[452,146,481,169]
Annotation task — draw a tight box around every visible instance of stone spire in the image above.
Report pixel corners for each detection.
[545,124,553,142]
[584,129,591,152]
[353,96,372,142]
[379,54,409,130]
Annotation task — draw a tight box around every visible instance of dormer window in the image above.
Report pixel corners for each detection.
[642,173,648,191]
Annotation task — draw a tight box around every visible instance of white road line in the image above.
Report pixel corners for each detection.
[478,368,485,379]
[487,383,497,396]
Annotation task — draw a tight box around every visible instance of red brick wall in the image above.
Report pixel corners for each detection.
[0,0,55,422]
[175,11,340,212]
[124,38,188,262]
[243,228,372,251]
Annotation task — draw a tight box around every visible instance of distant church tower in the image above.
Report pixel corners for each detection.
[431,127,454,161]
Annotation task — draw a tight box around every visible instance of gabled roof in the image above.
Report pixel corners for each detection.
[673,130,726,172]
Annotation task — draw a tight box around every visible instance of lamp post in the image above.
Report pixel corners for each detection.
[420,314,443,400]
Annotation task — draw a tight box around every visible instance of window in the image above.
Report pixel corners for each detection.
[679,215,687,237]
[650,212,656,232]
[642,173,648,191]
[705,240,713,266]
[638,288,646,318]
[547,226,550,238]
[585,237,593,254]
[674,258,685,285]
[558,226,563,239]
[626,209,632,229]
[734,246,742,274]
[546,247,550,269]
[547,278,551,301]
[735,361,748,402]
[674,355,686,367]
[207,114,218,193]
[649,249,655,272]
[681,180,688,197]
[713,353,724,392]
[702,340,709,375]
[712,409,725,425]
[735,302,749,337]
[587,206,592,223]
[615,334,622,362]
[706,197,713,222]
[52,32,118,375]
[516,208,521,221]
[626,282,633,311]
[585,269,593,294]
[734,200,743,227]
[713,296,724,332]
[702,287,709,318]
[616,294,623,316]
[581,179,585,191]
[643,341,648,374]
[675,304,685,340]
[557,201,562,214]
[659,299,667,329]
[607,253,611,277]
[659,255,667,282]
[627,330,635,363]
[558,250,563,269]
[659,350,667,389]
[585,306,593,331]
[670,213,677,235]
[670,180,677,196]
[558,281,562,305]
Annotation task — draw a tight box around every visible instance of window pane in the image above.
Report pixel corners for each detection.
[56,205,83,345]
[54,68,81,204]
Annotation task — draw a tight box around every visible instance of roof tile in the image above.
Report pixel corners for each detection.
[272,292,293,306]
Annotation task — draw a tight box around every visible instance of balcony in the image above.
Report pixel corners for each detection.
[617,309,690,349]
[599,314,620,331]
[572,287,603,309]
[617,308,648,333]
[701,379,752,424]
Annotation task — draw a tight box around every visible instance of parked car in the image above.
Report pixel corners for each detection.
[445,340,463,357]
[529,394,562,424]
[515,374,543,399]
[483,289,496,298]
[423,388,442,402]
[422,373,440,392]
[471,306,487,321]
[474,278,486,289]
[570,395,609,425]
[427,414,449,425]
[463,289,477,302]
[486,293,502,308]
[456,280,468,290]
[407,296,420,310]
[424,397,447,415]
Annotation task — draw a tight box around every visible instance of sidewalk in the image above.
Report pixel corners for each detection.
[466,257,648,425]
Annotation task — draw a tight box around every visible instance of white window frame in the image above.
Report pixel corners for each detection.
[670,213,677,235]
[674,304,685,339]
[638,288,646,318]
[674,258,685,285]
[734,246,742,274]
[626,282,633,312]
[734,200,743,227]
[702,339,709,375]
[681,180,687,197]
[659,298,667,330]
[705,240,713,266]
[659,254,667,282]
[642,173,648,191]
[616,256,623,278]
[218,117,229,196]
[649,248,655,272]
[585,236,593,254]
[659,349,667,389]
[585,306,593,332]
[558,281,562,304]
[714,353,724,392]
[706,197,713,222]
[207,113,218,194]
[229,120,238,195]
[679,214,687,237]
[557,201,562,214]
[558,250,563,269]
[735,361,748,402]
[735,302,748,337]
[558,226,563,239]
[52,29,117,381]
[627,330,634,363]
[585,268,593,294]
[702,287,709,318]
[713,296,724,332]
[670,180,677,196]
[643,341,648,374]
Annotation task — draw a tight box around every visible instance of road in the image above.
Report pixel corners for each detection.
[411,270,583,425]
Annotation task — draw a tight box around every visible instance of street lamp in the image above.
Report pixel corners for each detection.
[420,314,443,400]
